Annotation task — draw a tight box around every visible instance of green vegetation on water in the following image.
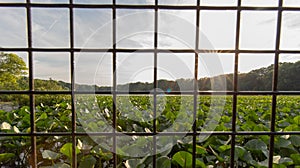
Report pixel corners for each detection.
[0,95,299,167]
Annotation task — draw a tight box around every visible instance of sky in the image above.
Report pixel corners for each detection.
[0,0,300,86]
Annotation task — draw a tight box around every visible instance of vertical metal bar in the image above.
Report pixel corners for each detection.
[69,0,77,167]
[230,0,241,167]
[193,0,200,167]
[269,1,283,167]
[26,0,36,167]
[112,0,117,167]
[152,0,158,167]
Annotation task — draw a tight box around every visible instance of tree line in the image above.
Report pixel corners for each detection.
[99,61,300,92]
[0,52,299,104]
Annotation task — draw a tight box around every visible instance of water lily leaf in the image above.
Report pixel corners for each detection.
[36,112,48,122]
[245,139,268,157]
[290,154,300,164]
[42,150,61,160]
[0,153,15,162]
[290,135,300,147]
[218,145,231,152]
[187,145,207,154]
[40,163,70,168]
[60,143,80,159]
[235,146,246,161]
[279,157,293,166]
[276,137,291,148]
[156,156,171,168]
[78,155,96,168]
[172,151,192,167]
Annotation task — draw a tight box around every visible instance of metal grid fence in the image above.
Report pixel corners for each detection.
[0,0,299,167]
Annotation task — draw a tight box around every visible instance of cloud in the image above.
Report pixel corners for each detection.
[117,0,154,5]
[279,54,300,63]
[158,10,196,49]
[239,54,274,73]
[159,0,196,5]
[282,13,300,30]
[33,53,70,82]
[74,0,111,4]
[240,11,277,49]
[0,0,24,2]
[31,0,68,3]
[116,10,154,48]
[0,8,27,47]
[74,8,112,48]
[280,12,300,49]
[32,8,70,48]
[75,53,112,86]
[200,10,237,49]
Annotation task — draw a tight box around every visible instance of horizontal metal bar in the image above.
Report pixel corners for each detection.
[1,90,300,95]
[1,3,300,11]
[1,131,300,137]
[1,48,300,54]
[0,90,71,94]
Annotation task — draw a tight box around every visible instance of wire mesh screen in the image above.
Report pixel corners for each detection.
[0,0,299,167]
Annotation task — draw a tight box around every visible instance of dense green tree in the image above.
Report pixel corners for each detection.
[278,61,300,91]
[0,52,28,104]
[0,52,27,90]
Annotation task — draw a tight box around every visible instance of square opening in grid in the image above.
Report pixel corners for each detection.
[156,95,194,132]
[273,135,300,167]
[158,0,196,6]
[116,94,154,133]
[116,52,154,92]
[75,52,113,90]
[0,94,29,133]
[278,54,300,91]
[0,7,27,47]
[0,0,25,2]
[76,136,114,166]
[235,135,270,167]
[117,0,154,5]
[76,94,114,133]
[276,96,300,132]
[33,52,70,91]
[158,9,196,49]
[280,11,300,50]
[237,95,272,132]
[0,136,31,167]
[158,53,194,92]
[200,0,237,6]
[283,0,300,7]
[198,53,234,91]
[31,0,68,3]
[74,9,112,49]
[199,10,237,50]
[0,52,29,91]
[32,8,70,48]
[196,135,232,166]
[197,95,233,132]
[74,0,111,4]
[238,53,274,91]
[35,94,71,132]
[116,9,154,49]
[37,136,72,167]
[239,11,277,50]
[241,0,278,7]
